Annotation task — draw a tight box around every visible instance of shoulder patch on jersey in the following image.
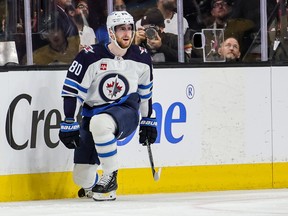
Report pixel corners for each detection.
[83,45,95,54]
[100,62,108,70]
[139,46,148,54]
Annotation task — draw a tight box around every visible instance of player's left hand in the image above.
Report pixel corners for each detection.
[139,117,157,145]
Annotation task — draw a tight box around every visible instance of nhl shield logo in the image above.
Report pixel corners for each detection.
[99,73,129,102]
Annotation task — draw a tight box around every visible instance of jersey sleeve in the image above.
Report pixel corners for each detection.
[136,47,154,118]
[61,45,98,119]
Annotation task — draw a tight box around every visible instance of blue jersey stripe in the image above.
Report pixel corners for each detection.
[138,82,153,89]
[64,79,88,93]
[140,92,152,99]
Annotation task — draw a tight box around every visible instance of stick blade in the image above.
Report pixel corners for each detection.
[153,167,162,181]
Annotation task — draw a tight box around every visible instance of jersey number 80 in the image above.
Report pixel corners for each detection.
[68,61,83,76]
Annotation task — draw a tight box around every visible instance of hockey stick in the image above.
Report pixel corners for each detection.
[145,139,161,181]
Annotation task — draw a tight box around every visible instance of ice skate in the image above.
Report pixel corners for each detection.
[78,188,93,198]
[92,170,118,201]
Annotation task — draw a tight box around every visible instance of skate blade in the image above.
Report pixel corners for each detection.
[92,190,116,201]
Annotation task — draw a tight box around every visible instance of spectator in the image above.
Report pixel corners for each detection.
[136,0,189,36]
[66,1,96,50]
[157,0,189,35]
[207,0,256,61]
[218,37,241,61]
[209,0,233,29]
[209,0,255,42]
[93,0,127,45]
[134,7,181,62]
[54,0,78,38]
[76,0,97,47]
[135,0,192,60]
[25,22,80,65]
[190,0,253,61]
[75,0,90,24]
[229,0,277,61]
[113,0,126,11]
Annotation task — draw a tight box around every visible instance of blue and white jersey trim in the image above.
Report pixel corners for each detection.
[64,78,88,94]
[138,82,153,90]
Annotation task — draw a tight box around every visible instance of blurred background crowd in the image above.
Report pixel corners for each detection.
[0,0,286,65]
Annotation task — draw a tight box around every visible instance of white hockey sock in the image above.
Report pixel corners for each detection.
[73,163,98,189]
[90,114,118,174]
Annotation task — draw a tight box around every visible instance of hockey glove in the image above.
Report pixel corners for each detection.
[59,119,80,149]
[139,117,157,145]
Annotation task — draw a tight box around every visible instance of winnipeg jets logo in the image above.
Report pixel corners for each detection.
[99,73,129,102]
[106,75,122,98]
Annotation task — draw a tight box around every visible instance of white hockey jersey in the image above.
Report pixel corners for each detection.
[61,43,154,118]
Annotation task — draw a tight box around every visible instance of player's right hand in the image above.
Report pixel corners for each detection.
[59,119,80,149]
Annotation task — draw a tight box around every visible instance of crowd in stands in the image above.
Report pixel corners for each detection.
[0,0,286,65]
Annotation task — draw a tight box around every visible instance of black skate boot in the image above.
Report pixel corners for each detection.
[92,170,118,201]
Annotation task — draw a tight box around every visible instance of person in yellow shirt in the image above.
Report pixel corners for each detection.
[29,22,80,65]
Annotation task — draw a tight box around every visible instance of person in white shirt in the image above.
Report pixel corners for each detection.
[76,1,96,47]
[66,0,96,49]
[136,0,189,35]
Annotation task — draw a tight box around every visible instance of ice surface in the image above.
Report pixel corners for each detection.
[0,189,288,216]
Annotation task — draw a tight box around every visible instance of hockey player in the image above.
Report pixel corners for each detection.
[58,11,157,201]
